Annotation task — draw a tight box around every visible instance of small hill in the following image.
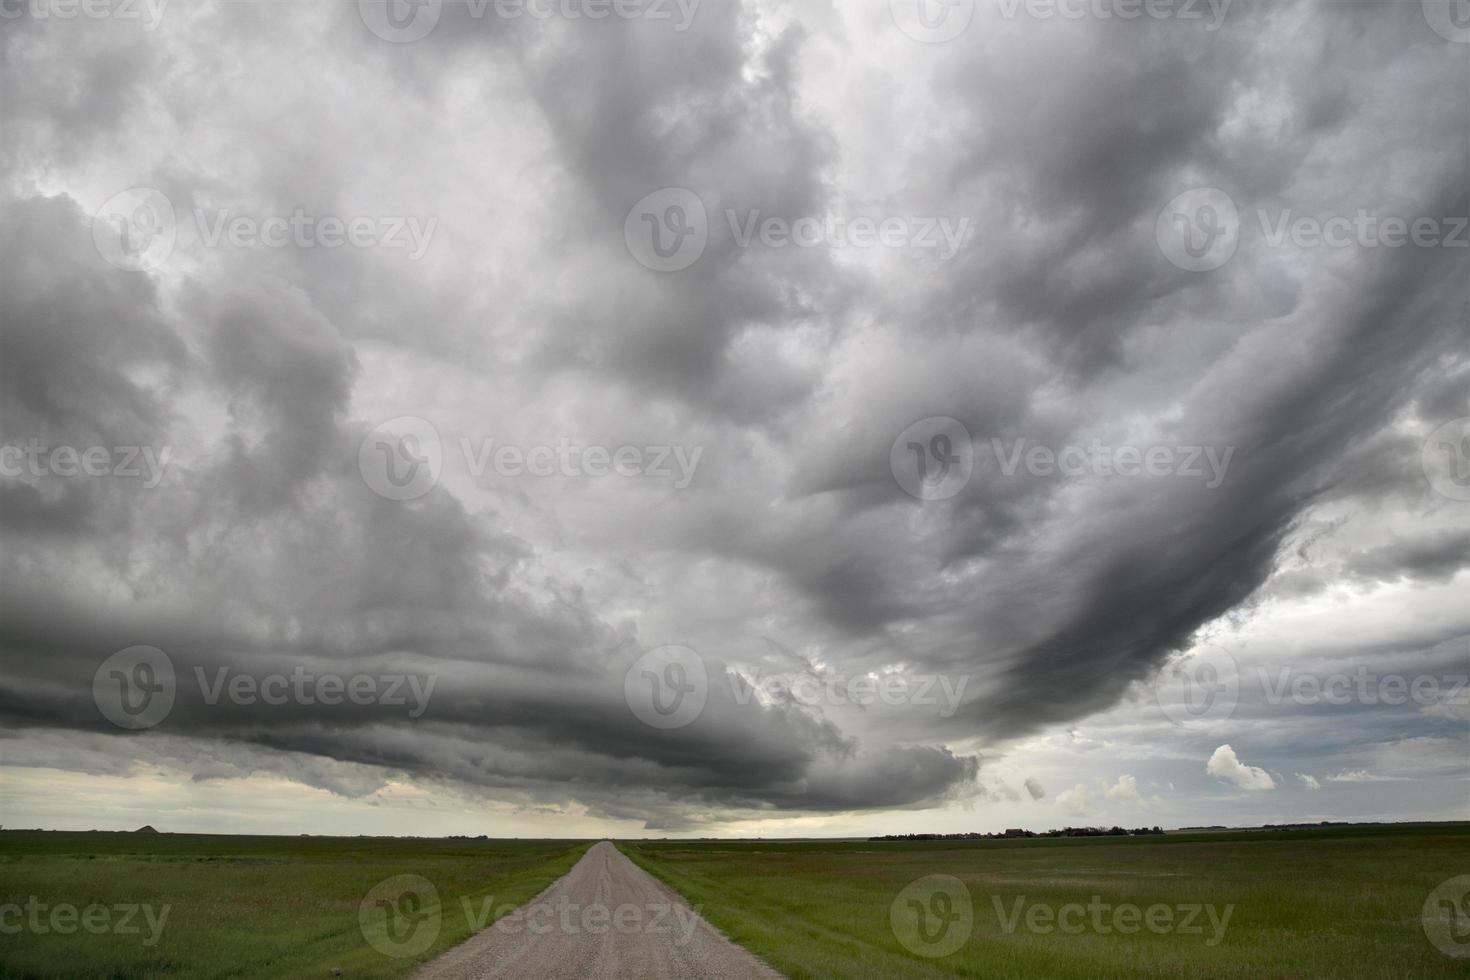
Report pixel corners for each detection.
[134,825,159,834]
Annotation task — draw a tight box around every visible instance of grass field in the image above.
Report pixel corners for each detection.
[0,831,589,980]
[4,824,1465,979]
[620,824,1470,980]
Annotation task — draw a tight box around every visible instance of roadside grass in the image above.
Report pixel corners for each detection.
[619,823,1470,980]
[0,831,589,979]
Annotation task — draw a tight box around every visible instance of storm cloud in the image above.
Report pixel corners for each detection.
[0,0,1465,833]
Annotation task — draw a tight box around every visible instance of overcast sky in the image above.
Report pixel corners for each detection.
[0,0,1466,838]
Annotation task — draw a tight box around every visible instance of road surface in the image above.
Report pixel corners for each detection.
[412,840,783,980]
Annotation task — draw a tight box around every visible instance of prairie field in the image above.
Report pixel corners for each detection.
[3,825,1466,979]
[620,824,1470,980]
[0,832,588,980]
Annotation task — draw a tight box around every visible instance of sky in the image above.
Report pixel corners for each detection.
[0,0,1466,839]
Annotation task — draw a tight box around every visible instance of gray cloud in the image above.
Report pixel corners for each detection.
[1,0,1465,832]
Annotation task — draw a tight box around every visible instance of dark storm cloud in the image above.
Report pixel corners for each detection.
[0,0,1466,828]
[0,189,969,819]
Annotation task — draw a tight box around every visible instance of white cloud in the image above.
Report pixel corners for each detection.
[1206,745,1276,791]
[1296,773,1321,790]
[1055,783,1094,817]
[1104,774,1145,806]
[1055,774,1145,817]
[1325,769,1408,783]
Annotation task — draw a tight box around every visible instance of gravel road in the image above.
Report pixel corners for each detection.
[412,840,784,980]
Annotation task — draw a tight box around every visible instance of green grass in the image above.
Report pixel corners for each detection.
[0,831,590,979]
[619,824,1470,980]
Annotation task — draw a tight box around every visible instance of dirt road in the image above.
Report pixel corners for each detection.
[412,840,783,980]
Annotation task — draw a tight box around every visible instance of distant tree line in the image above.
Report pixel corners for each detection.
[869,826,1166,841]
